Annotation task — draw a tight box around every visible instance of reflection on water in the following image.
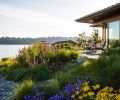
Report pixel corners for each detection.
[0,45,28,59]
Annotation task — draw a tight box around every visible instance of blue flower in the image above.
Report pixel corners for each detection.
[34,86,39,91]
[35,93,40,97]
[24,96,28,100]
[77,79,82,85]
[41,91,45,95]
[33,96,37,100]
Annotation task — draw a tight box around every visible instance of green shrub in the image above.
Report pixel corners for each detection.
[1,57,10,61]
[77,56,120,88]
[17,43,54,67]
[96,56,110,68]
[0,58,18,68]
[17,43,79,67]
[45,51,56,65]
[31,64,52,81]
[43,79,60,97]
[0,46,79,82]
[106,55,120,88]
[13,54,120,99]
[104,47,120,55]
[13,79,61,100]
[0,67,9,76]
[13,80,34,100]
[55,71,77,89]
[52,55,120,89]
[6,63,52,82]
[69,50,79,60]
[46,49,79,72]
[54,42,74,50]
[109,39,120,48]
[56,49,79,63]
[56,49,71,64]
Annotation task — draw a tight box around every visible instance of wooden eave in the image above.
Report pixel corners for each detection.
[75,3,120,27]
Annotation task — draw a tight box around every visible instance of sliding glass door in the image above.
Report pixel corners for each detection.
[108,21,120,48]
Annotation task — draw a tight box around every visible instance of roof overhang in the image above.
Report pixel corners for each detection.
[75,3,120,27]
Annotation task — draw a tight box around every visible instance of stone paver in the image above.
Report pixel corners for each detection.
[80,50,102,59]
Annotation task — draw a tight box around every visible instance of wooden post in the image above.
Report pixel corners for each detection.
[106,24,109,49]
[102,27,104,41]
[102,24,109,49]
[102,25,106,41]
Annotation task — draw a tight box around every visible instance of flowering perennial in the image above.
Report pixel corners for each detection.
[24,79,120,100]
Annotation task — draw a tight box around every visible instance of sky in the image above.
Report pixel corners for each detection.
[0,0,119,38]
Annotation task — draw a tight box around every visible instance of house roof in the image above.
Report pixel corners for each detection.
[75,3,120,25]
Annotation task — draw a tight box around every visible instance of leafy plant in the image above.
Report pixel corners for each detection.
[0,57,18,68]
[5,63,51,82]
[21,79,120,100]
[14,80,34,100]
[17,43,79,69]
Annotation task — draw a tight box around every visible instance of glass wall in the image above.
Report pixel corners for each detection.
[108,21,120,47]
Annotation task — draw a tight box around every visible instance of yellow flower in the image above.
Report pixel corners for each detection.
[116,94,120,100]
[92,84,100,90]
[118,89,120,93]
[88,91,95,96]
[83,85,90,92]
[98,92,106,97]
[83,93,88,97]
[83,82,89,86]
[108,93,115,97]
[103,87,113,92]
[79,95,83,99]
[71,94,75,98]
[75,91,79,95]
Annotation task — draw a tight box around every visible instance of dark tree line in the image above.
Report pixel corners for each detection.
[0,37,78,44]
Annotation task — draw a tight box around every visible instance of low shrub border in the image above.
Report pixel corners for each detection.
[23,79,120,100]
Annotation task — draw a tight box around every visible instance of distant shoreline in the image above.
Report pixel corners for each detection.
[0,37,78,45]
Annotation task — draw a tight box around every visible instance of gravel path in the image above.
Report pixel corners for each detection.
[0,76,19,100]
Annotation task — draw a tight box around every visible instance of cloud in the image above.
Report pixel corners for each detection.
[0,4,75,27]
[0,4,92,37]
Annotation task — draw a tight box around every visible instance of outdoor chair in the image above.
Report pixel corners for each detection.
[95,40,106,51]
[84,41,96,54]
[84,40,106,54]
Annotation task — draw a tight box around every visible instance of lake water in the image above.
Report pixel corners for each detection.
[0,45,28,59]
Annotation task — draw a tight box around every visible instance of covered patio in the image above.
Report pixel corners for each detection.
[75,3,120,47]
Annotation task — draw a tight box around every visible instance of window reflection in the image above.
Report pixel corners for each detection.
[108,21,120,47]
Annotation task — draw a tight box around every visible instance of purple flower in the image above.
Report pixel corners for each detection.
[35,93,40,97]
[24,96,28,100]
[24,79,88,100]
[34,86,39,91]
[77,79,82,85]
[33,96,37,100]
[41,91,45,95]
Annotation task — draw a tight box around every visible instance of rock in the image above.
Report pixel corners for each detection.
[0,76,19,100]
[77,56,88,63]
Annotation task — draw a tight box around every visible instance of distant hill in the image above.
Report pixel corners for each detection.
[0,37,78,45]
